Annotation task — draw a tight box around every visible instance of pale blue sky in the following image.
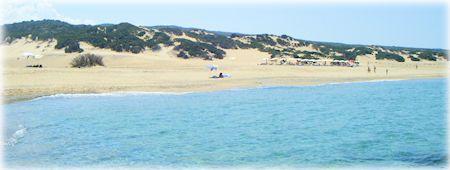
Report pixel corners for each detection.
[5,2,448,49]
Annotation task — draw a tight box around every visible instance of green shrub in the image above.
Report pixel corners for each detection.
[177,51,189,59]
[250,42,265,50]
[151,44,161,52]
[174,38,225,59]
[255,34,277,46]
[71,53,104,67]
[376,51,405,62]
[331,55,346,60]
[158,27,183,36]
[319,47,331,55]
[152,32,172,45]
[276,38,289,46]
[236,41,251,49]
[418,51,437,61]
[185,31,238,49]
[409,55,420,61]
[342,51,358,60]
[354,47,373,55]
[300,54,319,60]
[137,31,146,36]
[64,40,83,53]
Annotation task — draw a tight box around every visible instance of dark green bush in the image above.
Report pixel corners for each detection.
[71,54,104,67]
[255,34,277,46]
[185,31,238,49]
[137,31,146,36]
[174,38,225,59]
[409,55,420,61]
[158,27,183,36]
[376,51,405,62]
[250,42,265,51]
[300,54,319,60]
[177,51,189,59]
[418,51,437,61]
[354,47,373,55]
[331,55,346,60]
[151,45,161,52]
[63,40,83,53]
[276,38,289,46]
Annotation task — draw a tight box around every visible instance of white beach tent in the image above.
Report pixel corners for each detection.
[21,52,43,59]
[22,52,34,59]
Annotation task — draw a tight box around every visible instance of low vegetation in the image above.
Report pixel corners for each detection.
[255,34,277,46]
[185,31,239,49]
[174,38,225,59]
[2,19,447,62]
[177,51,189,59]
[417,51,437,61]
[71,53,104,68]
[409,55,420,61]
[376,51,405,62]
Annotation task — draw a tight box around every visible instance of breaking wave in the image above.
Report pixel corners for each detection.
[5,125,27,147]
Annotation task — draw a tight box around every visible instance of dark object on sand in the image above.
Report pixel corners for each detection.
[211,72,230,79]
[26,64,43,68]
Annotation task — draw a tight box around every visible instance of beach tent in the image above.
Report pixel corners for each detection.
[22,52,35,59]
[21,52,42,59]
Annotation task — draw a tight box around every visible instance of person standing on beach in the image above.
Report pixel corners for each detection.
[416,64,418,69]
[386,69,389,76]
[368,66,371,73]
[374,66,376,73]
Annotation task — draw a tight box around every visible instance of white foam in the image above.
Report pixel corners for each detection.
[227,78,409,90]
[320,78,407,86]
[5,125,27,146]
[31,91,192,101]
[27,78,441,102]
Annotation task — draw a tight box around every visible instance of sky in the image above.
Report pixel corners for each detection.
[1,0,448,49]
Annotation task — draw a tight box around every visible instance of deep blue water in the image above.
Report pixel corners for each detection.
[3,79,447,168]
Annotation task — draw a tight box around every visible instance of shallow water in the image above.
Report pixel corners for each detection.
[4,79,447,168]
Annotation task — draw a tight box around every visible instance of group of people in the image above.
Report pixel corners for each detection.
[208,65,231,79]
[211,72,230,79]
[367,66,388,76]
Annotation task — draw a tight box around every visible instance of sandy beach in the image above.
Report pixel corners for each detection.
[2,39,448,103]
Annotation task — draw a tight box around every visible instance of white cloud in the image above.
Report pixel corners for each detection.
[0,0,95,25]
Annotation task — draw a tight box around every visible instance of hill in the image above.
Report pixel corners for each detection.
[2,19,447,62]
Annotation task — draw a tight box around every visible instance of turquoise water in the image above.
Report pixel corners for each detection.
[3,79,447,168]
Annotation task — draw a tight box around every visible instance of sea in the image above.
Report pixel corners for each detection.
[3,78,447,169]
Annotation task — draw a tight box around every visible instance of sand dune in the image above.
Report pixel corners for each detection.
[2,39,448,103]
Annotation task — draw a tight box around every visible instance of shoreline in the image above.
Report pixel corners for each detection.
[3,43,447,104]
[4,76,445,104]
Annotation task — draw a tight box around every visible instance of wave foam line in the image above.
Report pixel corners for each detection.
[30,91,193,101]
[28,78,442,101]
[5,125,27,147]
